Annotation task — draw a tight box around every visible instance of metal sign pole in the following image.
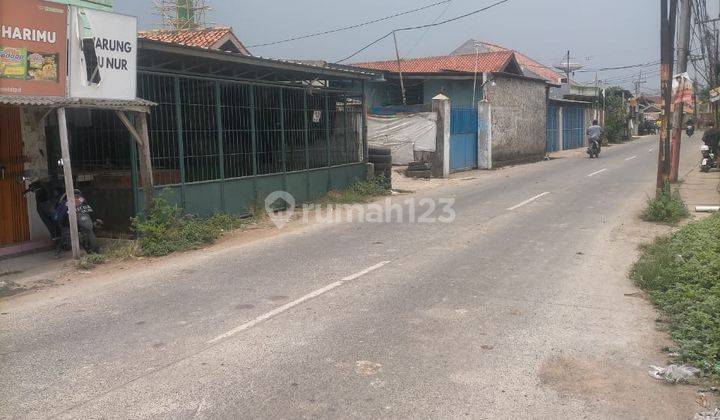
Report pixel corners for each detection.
[57,107,81,259]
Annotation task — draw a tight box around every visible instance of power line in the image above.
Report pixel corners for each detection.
[335,0,511,63]
[403,0,454,58]
[247,0,452,48]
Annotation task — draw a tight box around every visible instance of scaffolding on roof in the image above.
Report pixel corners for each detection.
[153,0,210,30]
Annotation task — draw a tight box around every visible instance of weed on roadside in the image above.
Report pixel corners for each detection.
[76,253,108,270]
[316,177,390,205]
[631,213,720,382]
[131,192,250,257]
[641,182,689,225]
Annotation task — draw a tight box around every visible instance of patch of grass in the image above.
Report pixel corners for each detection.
[641,182,689,225]
[316,177,390,205]
[76,253,107,270]
[131,193,249,257]
[631,213,720,381]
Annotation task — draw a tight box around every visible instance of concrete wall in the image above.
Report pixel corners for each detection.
[19,108,51,242]
[484,75,547,166]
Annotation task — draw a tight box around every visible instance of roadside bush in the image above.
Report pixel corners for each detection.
[318,176,390,205]
[76,253,107,270]
[132,193,245,257]
[641,182,689,224]
[631,213,720,380]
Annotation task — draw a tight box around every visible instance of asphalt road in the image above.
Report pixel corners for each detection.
[0,135,707,419]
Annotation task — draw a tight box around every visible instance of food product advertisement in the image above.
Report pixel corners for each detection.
[0,0,67,96]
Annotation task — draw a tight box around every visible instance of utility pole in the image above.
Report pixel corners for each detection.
[634,71,646,137]
[658,0,677,190]
[670,0,692,182]
[634,71,647,97]
[392,31,407,106]
[565,50,571,85]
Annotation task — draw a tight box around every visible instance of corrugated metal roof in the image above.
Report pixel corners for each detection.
[0,96,156,109]
[138,39,382,79]
[353,51,515,74]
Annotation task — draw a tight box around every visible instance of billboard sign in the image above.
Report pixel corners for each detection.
[709,87,720,103]
[0,0,68,97]
[69,7,136,100]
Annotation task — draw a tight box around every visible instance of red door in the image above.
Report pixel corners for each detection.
[0,106,30,247]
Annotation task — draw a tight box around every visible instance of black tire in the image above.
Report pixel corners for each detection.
[368,154,392,164]
[368,147,391,156]
[82,230,100,254]
[700,165,710,173]
[373,162,392,170]
[407,162,431,171]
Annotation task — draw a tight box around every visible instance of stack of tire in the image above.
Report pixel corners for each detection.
[368,146,392,188]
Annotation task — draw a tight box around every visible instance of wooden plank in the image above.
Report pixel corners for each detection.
[114,110,143,144]
[134,112,155,211]
[57,108,80,259]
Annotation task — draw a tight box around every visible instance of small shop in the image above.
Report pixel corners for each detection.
[1,1,378,258]
[1,0,152,258]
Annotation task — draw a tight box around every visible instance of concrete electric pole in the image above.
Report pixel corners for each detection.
[657,0,677,190]
[669,0,692,182]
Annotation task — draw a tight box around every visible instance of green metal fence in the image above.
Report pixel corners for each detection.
[60,71,367,232]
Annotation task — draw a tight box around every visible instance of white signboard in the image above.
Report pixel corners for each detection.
[69,7,137,100]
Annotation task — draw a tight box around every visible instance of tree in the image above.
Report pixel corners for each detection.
[604,87,629,143]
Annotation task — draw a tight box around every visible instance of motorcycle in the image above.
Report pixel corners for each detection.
[700,144,717,173]
[686,125,695,137]
[24,177,102,255]
[587,139,601,158]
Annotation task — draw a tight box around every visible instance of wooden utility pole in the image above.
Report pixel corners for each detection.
[658,0,677,190]
[57,108,80,259]
[392,31,407,106]
[670,0,692,182]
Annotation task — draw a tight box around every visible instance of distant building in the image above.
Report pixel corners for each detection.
[450,39,564,85]
[354,51,550,168]
[138,27,250,55]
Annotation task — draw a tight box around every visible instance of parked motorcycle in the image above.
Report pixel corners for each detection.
[686,124,695,137]
[23,177,102,254]
[587,140,601,158]
[700,144,717,173]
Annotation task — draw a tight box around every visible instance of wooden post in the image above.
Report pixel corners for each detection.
[135,112,154,211]
[57,108,80,259]
[115,110,154,213]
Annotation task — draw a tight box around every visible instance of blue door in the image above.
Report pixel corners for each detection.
[546,105,559,152]
[562,106,585,149]
[450,107,478,172]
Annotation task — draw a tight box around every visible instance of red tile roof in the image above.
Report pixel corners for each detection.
[354,51,516,74]
[478,41,563,84]
[138,27,250,54]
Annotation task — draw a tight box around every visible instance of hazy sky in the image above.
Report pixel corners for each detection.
[115,0,715,92]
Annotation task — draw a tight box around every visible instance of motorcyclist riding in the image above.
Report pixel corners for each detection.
[586,119,603,157]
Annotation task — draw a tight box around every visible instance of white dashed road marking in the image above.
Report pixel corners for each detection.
[207,261,391,343]
[506,192,551,211]
[625,155,638,161]
[587,168,608,177]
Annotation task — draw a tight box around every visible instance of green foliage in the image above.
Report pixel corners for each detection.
[131,192,246,257]
[317,176,390,205]
[76,253,107,270]
[641,182,689,225]
[604,87,629,143]
[631,213,720,380]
